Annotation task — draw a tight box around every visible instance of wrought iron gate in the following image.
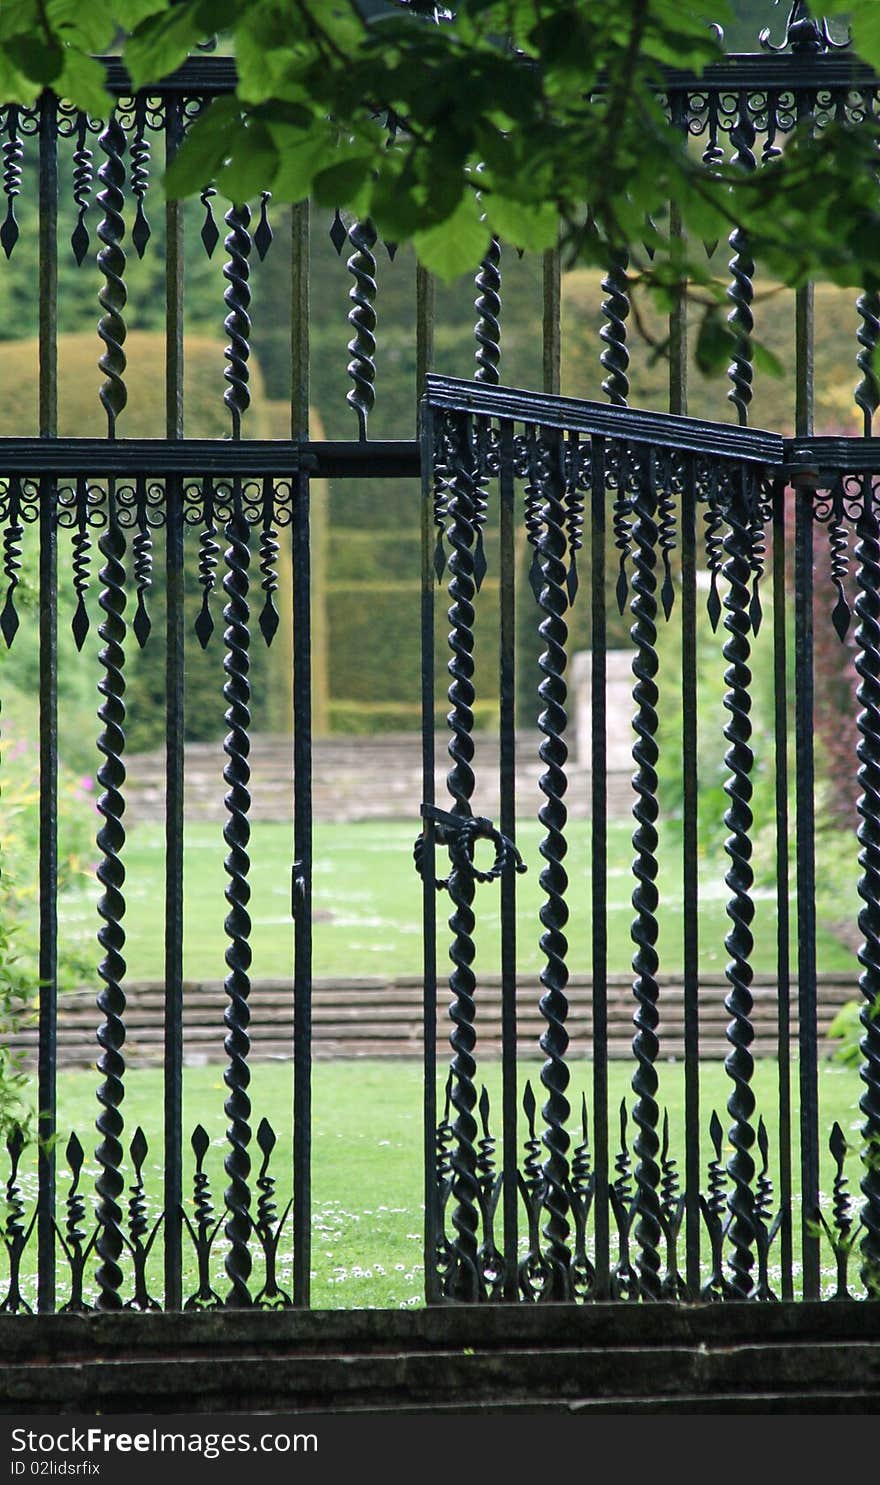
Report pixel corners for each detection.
[420,376,880,1304]
[2,15,880,1317]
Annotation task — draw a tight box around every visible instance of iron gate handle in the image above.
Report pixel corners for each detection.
[413,804,527,890]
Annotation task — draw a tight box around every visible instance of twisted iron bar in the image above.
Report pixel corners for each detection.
[129,97,151,259]
[441,423,481,1300]
[223,203,252,439]
[71,113,93,265]
[1,106,22,259]
[222,487,253,1307]
[346,218,378,440]
[94,487,128,1310]
[600,250,630,406]
[726,104,756,427]
[628,450,663,1301]
[474,236,502,385]
[97,114,127,437]
[856,289,880,436]
[534,430,573,1300]
[853,476,880,1295]
[721,467,758,1300]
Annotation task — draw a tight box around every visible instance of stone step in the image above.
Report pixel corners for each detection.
[2,1305,878,1414]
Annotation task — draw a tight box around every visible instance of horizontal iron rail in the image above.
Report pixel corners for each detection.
[5,427,880,482]
[424,376,786,464]
[91,49,880,100]
[0,439,421,479]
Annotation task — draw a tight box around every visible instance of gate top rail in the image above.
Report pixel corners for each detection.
[423,374,785,465]
[89,47,880,101]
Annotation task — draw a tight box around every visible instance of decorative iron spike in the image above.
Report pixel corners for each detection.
[700,1109,730,1301]
[753,1116,778,1301]
[747,480,769,634]
[57,1132,95,1313]
[475,1087,504,1296]
[720,465,759,1301]
[853,474,880,1297]
[346,218,378,441]
[436,1070,454,1186]
[703,462,725,632]
[71,475,91,651]
[222,486,254,1308]
[474,236,502,386]
[829,1120,855,1299]
[471,417,490,592]
[564,432,584,605]
[195,478,219,649]
[570,1094,596,1299]
[726,103,756,429]
[132,475,152,649]
[129,97,151,259]
[253,1117,293,1308]
[94,484,128,1311]
[656,450,677,621]
[71,113,93,265]
[628,447,663,1302]
[182,1124,223,1310]
[329,207,347,255]
[1,1126,35,1314]
[439,417,483,1302]
[254,192,273,261]
[223,203,252,440]
[524,424,545,603]
[600,249,630,407]
[200,183,219,257]
[856,290,880,437]
[829,478,852,641]
[517,1081,551,1301]
[611,456,633,615]
[1,106,23,259]
[659,1109,686,1300]
[0,474,22,647]
[124,1126,161,1310]
[532,425,574,1302]
[258,477,280,645]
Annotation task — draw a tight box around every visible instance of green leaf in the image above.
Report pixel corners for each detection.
[216,120,279,204]
[413,193,491,280]
[311,156,374,210]
[3,35,62,85]
[163,96,242,197]
[56,52,113,116]
[752,338,785,380]
[484,195,559,254]
[124,3,206,89]
[267,123,340,202]
[694,308,735,377]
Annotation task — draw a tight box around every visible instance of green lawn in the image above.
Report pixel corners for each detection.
[53,817,860,983]
[8,1055,871,1311]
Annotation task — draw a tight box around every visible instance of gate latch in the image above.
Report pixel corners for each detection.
[413,804,527,891]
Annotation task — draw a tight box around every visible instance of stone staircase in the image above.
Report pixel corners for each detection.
[123,731,632,826]
[3,1303,879,1414]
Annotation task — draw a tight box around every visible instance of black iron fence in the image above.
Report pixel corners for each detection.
[2,29,880,1313]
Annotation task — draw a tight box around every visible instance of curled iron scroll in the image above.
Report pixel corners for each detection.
[413,804,526,891]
